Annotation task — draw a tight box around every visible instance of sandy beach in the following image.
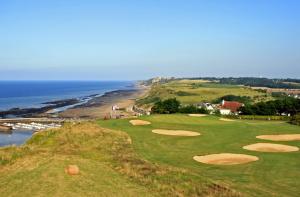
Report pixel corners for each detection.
[58,86,149,119]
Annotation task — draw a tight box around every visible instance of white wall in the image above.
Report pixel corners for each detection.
[220,109,231,115]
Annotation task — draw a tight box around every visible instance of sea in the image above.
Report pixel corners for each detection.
[0,80,134,147]
[0,81,134,111]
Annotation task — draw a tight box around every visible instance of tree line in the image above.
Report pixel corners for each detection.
[151,98,208,114]
[240,97,300,116]
[213,95,251,104]
[181,77,300,89]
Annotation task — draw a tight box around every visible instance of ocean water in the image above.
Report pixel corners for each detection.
[0,130,33,147]
[0,81,134,111]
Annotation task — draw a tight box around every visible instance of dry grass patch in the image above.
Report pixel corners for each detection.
[219,118,236,122]
[152,129,201,136]
[193,153,259,165]
[129,120,151,126]
[243,143,299,152]
[188,114,207,117]
[256,134,300,141]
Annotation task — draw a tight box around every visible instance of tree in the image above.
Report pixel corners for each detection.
[151,98,180,114]
[240,97,300,116]
[213,95,251,104]
[179,105,208,114]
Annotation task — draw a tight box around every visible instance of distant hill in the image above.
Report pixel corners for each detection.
[175,77,300,89]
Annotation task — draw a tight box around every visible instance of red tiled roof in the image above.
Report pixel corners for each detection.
[221,101,243,112]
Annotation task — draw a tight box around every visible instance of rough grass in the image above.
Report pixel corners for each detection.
[0,122,238,197]
[99,114,300,197]
[137,80,272,107]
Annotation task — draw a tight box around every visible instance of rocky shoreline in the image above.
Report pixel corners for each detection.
[0,88,139,119]
[72,89,137,109]
[0,98,80,118]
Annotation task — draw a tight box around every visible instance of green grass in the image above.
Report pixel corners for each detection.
[99,114,300,197]
[137,80,272,107]
[0,122,238,197]
[1,116,299,196]
[0,123,154,197]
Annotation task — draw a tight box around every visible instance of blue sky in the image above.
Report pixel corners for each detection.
[0,0,299,80]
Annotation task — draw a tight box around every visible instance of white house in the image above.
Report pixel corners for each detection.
[219,109,231,115]
[198,102,215,111]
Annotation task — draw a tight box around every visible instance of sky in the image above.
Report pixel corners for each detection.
[0,0,299,80]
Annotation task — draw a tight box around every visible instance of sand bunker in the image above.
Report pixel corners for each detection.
[256,134,300,141]
[188,114,207,117]
[152,129,200,136]
[243,143,299,152]
[193,153,259,165]
[129,120,151,126]
[219,118,236,122]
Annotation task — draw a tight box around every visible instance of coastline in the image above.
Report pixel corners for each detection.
[58,86,148,119]
[0,83,149,120]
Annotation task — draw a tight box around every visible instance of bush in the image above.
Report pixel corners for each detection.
[271,92,287,98]
[176,91,196,96]
[151,98,180,114]
[213,95,251,104]
[224,115,290,121]
[136,96,161,105]
[290,114,300,125]
[179,105,208,114]
[240,97,300,116]
[151,99,209,114]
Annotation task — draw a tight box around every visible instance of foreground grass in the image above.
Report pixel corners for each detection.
[0,122,237,197]
[99,115,300,197]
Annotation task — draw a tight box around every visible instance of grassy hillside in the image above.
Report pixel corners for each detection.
[0,122,237,197]
[137,80,272,108]
[99,115,300,197]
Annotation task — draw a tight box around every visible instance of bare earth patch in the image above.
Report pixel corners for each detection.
[129,120,151,126]
[188,114,207,117]
[152,129,200,136]
[243,143,299,152]
[193,153,259,165]
[65,165,80,175]
[219,118,236,122]
[256,134,300,141]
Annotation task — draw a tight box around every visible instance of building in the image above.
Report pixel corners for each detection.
[197,102,215,114]
[219,109,231,115]
[202,103,214,111]
[220,100,244,115]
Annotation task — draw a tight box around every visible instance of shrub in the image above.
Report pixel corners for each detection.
[151,98,180,114]
[176,91,196,96]
[290,114,300,126]
[213,95,251,104]
[240,97,300,116]
[179,105,208,114]
[136,96,161,105]
[224,115,291,121]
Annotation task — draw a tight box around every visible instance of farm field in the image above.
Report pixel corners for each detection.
[137,80,273,108]
[99,114,300,197]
